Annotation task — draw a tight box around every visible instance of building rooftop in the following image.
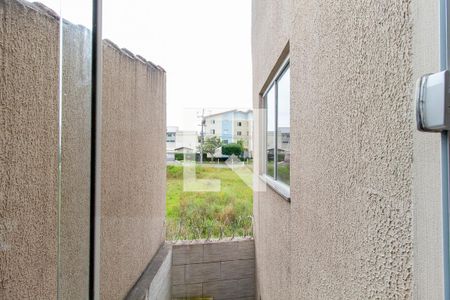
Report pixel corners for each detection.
[203,109,252,119]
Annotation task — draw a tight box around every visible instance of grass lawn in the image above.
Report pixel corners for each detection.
[166,165,253,240]
[267,160,290,185]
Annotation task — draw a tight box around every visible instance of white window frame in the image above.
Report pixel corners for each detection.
[260,58,290,200]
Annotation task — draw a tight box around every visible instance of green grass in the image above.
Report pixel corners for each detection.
[266,161,290,185]
[277,163,290,185]
[166,165,253,240]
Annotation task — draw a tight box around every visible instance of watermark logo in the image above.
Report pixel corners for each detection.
[183,153,221,192]
[173,107,268,192]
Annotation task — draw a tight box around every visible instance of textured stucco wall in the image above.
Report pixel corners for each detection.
[251,1,293,298]
[0,1,59,299]
[252,0,442,299]
[100,40,167,300]
[290,1,413,298]
[59,19,93,299]
[411,0,443,298]
[1,1,167,299]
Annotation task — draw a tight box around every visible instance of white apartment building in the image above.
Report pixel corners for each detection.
[203,110,253,157]
[166,126,198,160]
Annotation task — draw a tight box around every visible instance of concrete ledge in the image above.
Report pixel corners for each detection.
[171,237,255,265]
[125,243,172,300]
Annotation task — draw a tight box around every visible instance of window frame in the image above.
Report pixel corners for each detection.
[260,58,291,200]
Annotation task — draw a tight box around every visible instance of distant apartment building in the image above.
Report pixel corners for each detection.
[166,126,198,160]
[203,110,253,157]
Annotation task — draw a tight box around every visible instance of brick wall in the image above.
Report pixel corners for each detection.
[171,238,256,300]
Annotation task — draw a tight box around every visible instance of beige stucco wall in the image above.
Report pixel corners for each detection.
[252,0,442,299]
[251,1,294,298]
[100,41,167,300]
[0,1,59,299]
[411,0,443,298]
[1,1,167,299]
[59,18,93,300]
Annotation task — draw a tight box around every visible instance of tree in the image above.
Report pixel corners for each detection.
[222,143,243,156]
[236,139,246,154]
[236,139,244,149]
[201,136,222,161]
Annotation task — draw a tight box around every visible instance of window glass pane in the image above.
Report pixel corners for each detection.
[59,0,93,298]
[276,66,290,185]
[266,85,276,178]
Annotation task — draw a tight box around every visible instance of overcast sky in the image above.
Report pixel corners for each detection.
[37,0,252,132]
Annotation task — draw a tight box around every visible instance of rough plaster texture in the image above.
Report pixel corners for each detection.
[290,1,414,298]
[171,239,255,300]
[100,40,167,300]
[252,0,442,299]
[59,19,92,300]
[0,0,59,298]
[1,1,167,299]
[411,0,444,298]
[252,187,290,300]
[251,2,293,299]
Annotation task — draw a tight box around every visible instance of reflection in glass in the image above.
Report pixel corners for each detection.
[58,0,93,298]
[266,85,276,178]
[276,67,290,185]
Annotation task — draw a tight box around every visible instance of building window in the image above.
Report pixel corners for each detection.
[211,129,215,134]
[223,140,229,144]
[238,121,242,126]
[282,133,290,144]
[166,132,176,143]
[263,62,290,187]
[212,120,215,124]
[237,131,242,136]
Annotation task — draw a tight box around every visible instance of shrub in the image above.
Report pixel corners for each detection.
[222,143,243,156]
[175,153,184,161]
